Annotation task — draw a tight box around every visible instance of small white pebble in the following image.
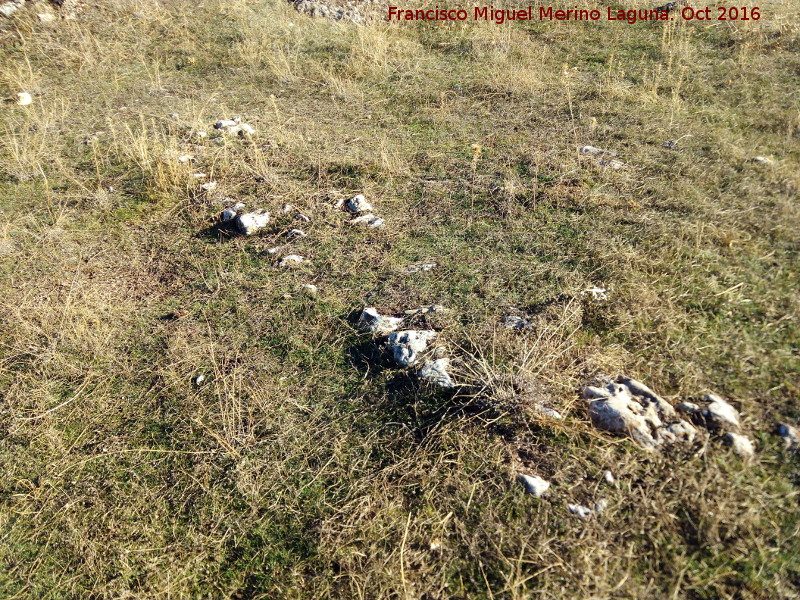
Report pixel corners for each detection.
[582,286,608,302]
[194,374,205,385]
[278,255,304,267]
[345,194,373,214]
[349,214,384,228]
[518,473,550,498]
[568,504,593,519]
[16,92,32,106]
[201,181,218,191]
[232,123,255,136]
[603,470,615,485]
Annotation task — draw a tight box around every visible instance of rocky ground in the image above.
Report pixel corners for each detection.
[289,0,385,23]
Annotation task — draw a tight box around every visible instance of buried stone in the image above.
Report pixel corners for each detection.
[359,307,404,335]
[778,423,800,449]
[403,262,437,274]
[583,377,695,450]
[220,202,246,223]
[724,432,755,460]
[702,394,740,431]
[504,315,530,329]
[278,254,305,267]
[349,213,384,228]
[568,504,593,519]
[518,473,550,497]
[388,330,437,367]
[345,194,373,213]
[418,358,454,389]
[236,210,270,235]
[580,145,614,157]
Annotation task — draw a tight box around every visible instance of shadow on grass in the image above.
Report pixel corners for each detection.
[196,221,240,243]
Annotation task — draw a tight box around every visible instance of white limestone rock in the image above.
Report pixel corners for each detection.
[388,330,437,367]
[594,499,608,513]
[618,377,676,419]
[358,307,403,336]
[16,92,32,106]
[0,3,20,18]
[582,286,608,302]
[220,208,238,223]
[301,283,318,297]
[703,394,740,431]
[778,424,800,449]
[568,504,593,519]
[585,383,659,450]
[677,401,700,415]
[518,474,550,498]
[580,145,613,156]
[345,194,372,213]
[724,432,755,460]
[230,123,255,136]
[236,210,270,235]
[418,358,454,389]
[201,181,218,192]
[213,117,255,136]
[403,262,437,274]
[663,419,699,444]
[583,377,688,451]
[349,213,384,228]
[504,315,529,329]
[286,228,306,239]
[278,254,305,267]
[214,117,241,129]
[603,470,615,485]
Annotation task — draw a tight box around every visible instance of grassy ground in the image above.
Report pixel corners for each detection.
[0,0,798,597]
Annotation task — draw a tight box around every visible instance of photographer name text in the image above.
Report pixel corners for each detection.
[387,5,762,24]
